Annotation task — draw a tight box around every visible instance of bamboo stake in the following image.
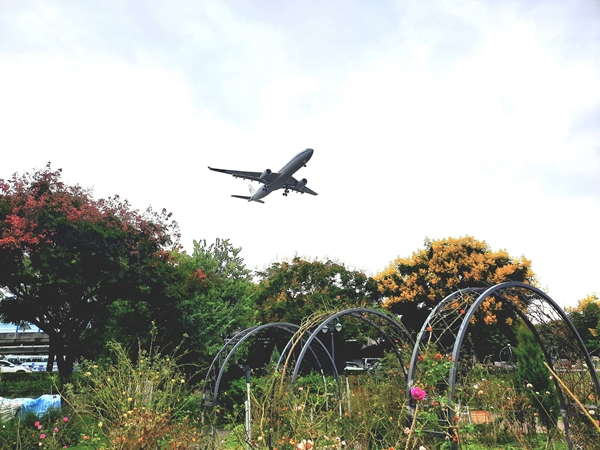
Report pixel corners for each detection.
[543,362,600,433]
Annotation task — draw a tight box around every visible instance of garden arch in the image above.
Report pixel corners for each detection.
[201,322,336,409]
[408,282,600,449]
[288,308,415,390]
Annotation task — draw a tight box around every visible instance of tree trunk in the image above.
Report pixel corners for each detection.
[46,341,55,372]
[49,335,76,386]
[56,351,75,386]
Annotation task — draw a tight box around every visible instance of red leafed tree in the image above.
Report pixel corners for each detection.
[0,163,180,383]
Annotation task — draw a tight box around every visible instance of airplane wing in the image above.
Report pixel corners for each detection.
[208,167,279,184]
[288,176,318,196]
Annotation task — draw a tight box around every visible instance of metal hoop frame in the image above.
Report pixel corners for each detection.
[289,308,414,389]
[408,282,600,449]
[202,322,332,408]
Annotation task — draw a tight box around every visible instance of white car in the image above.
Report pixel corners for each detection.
[0,360,32,373]
[343,362,365,372]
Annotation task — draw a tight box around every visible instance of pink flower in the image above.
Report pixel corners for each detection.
[54,427,59,432]
[411,386,427,401]
[40,434,46,439]
[63,417,69,422]
[34,421,40,427]
[37,425,42,430]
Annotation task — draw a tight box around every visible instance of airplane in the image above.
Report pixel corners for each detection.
[208,148,318,203]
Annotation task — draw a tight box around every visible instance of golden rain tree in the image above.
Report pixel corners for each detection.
[375,236,538,357]
[567,294,600,357]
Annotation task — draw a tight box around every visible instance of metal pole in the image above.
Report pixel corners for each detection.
[245,365,251,450]
[331,331,335,368]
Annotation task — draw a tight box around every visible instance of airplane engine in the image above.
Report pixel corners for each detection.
[295,178,307,188]
[259,169,272,180]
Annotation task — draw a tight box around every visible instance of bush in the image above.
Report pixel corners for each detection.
[0,408,85,449]
[0,372,59,398]
[72,340,204,449]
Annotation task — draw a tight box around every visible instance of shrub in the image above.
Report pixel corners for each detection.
[0,372,59,398]
[72,340,203,449]
[0,409,83,449]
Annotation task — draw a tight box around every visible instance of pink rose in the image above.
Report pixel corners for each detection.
[411,386,427,401]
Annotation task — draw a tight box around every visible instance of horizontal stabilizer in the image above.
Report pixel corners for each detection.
[231,195,264,204]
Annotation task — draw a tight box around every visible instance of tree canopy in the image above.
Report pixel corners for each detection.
[254,257,380,324]
[375,236,538,342]
[174,238,256,365]
[567,294,600,357]
[0,164,180,382]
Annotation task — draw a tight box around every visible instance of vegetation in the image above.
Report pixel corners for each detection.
[513,324,560,433]
[255,257,380,324]
[375,236,538,358]
[0,164,180,383]
[0,372,59,398]
[567,294,600,357]
[1,164,598,448]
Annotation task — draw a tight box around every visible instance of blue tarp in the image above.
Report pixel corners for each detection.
[12,395,61,419]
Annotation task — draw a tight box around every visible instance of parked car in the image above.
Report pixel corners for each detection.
[343,362,365,372]
[0,360,32,373]
[20,361,59,372]
[363,358,382,369]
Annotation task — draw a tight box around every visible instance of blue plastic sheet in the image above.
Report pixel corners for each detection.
[16,395,61,418]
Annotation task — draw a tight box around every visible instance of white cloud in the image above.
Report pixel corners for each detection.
[1,0,599,308]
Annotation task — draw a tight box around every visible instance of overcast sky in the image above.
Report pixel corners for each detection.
[1,1,599,308]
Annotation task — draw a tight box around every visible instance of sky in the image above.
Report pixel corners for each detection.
[1,1,599,308]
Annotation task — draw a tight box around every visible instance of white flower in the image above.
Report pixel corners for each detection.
[526,383,533,389]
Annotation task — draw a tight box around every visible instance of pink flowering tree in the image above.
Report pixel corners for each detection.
[0,164,180,384]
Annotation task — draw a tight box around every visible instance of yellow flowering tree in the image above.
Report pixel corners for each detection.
[375,236,538,357]
[567,294,600,357]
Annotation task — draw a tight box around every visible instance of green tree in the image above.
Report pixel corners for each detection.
[254,257,380,324]
[81,238,256,372]
[174,238,256,366]
[0,164,179,383]
[514,324,560,432]
[567,294,600,357]
[375,236,538,356]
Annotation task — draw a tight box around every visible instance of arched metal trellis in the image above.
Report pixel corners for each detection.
[201,322,335,409]
[289,308,415,390]
[408,282,600,449]
[202,308,416,411]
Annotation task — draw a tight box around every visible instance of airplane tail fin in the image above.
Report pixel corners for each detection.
[231,195,264,204]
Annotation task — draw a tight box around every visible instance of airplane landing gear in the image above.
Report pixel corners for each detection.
[283,189,289,196]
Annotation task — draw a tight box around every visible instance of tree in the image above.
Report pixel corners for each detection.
[567,294,600,357]
[513,323,560,432]
[375,236,537,355]
[254,257,380,324]
[173,238,256,366]
[0,164,179,383]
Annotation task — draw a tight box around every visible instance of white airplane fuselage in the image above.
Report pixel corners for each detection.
[249,148,313,202]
